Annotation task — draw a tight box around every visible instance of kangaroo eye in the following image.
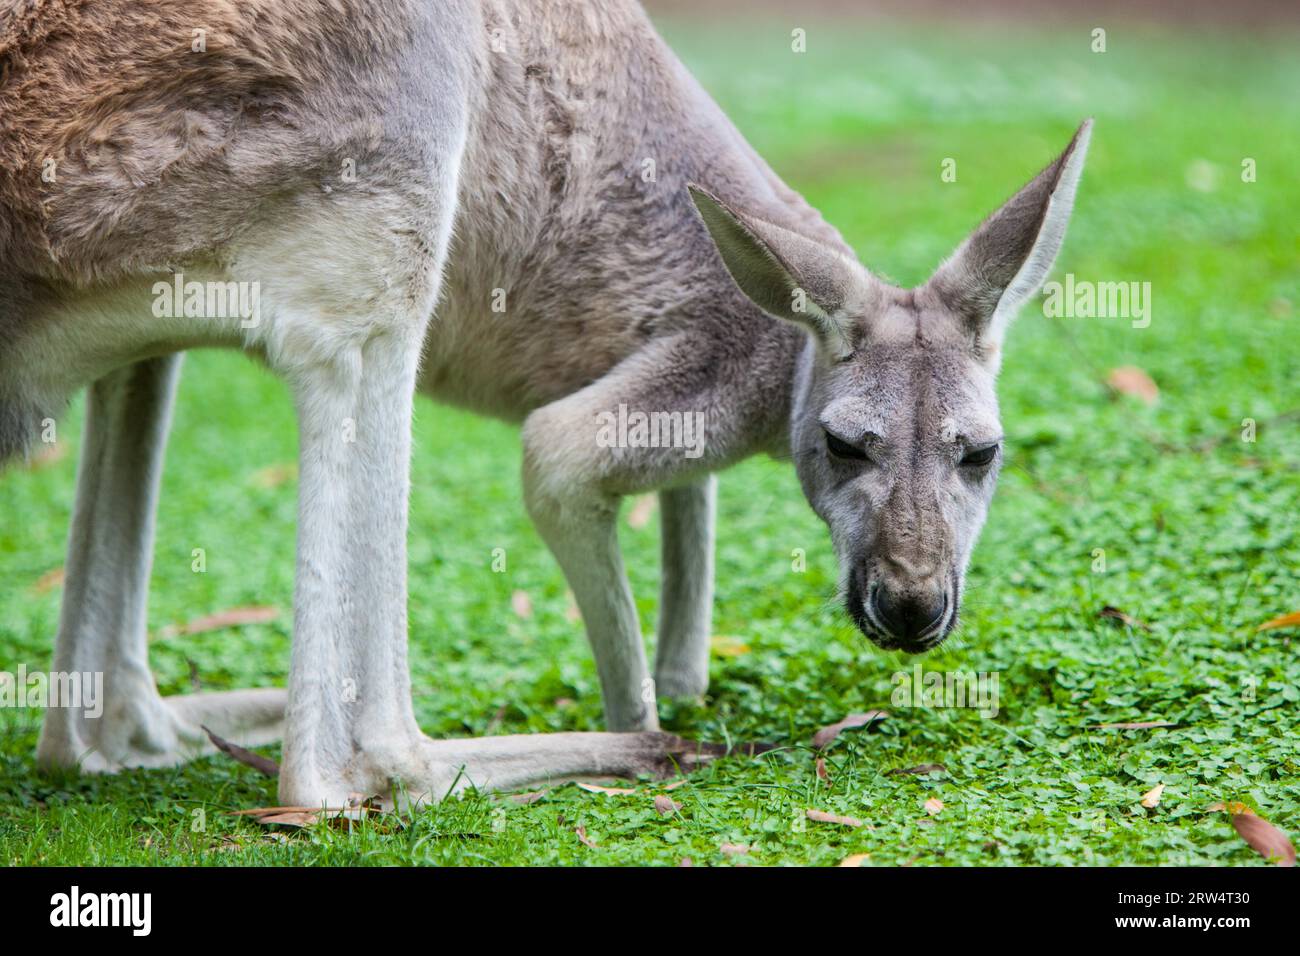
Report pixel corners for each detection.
[825,431,868,461]
[961,444,999,467]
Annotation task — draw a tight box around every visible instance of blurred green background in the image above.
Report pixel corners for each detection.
[1,5,1298,864]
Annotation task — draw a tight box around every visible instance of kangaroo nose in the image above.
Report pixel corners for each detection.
[873,586,947,645]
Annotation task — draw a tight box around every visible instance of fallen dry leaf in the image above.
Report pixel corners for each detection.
[483,703,508,735]
[510,590,533,619]
[1094,721,1176,731]
[203,726,279,778]
[575,782,636,796]
[26,441,67,470]
[709,635,750,658]
[626,493,657,529]
[719,843,750,855]
[1257,610,1300,632]
[815,757,831,783]
[230,806,315,816]
[813,710,889,749]
[158,606,279,639]
[1207,801,1253,814]
[256,810,319,827]
[807,808,863,828]
[250,462,297,488]
[1099,605,1153,631]
[1140,783,1165,809]
[662,779,688,791]
[924,797,944,816]
[1230,809,1296,867]
[654,795,681,816]
[30,567,65,595]
[229,801,379,829]
[230,804,353,817]
[678,857,693,867]
[510,790,548,805]
[575,826,598,848]
[838,853,870,867]
[1107,366,1159,405]
[887,763,947,777]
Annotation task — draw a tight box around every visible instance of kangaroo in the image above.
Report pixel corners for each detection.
[0,0,1090,806]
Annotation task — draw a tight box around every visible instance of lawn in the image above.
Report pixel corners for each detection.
[2,16,1298,866]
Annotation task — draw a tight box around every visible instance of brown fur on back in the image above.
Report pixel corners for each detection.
[0,0,472,464]
[0,0,425,284]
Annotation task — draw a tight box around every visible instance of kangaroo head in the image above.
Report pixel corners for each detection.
[691,121,1091,653]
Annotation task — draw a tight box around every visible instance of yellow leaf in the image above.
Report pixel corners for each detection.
[1140,783,1165,809]
[1207,800,1253,815]
[1257,610,1300,632]
[709,635,750,657]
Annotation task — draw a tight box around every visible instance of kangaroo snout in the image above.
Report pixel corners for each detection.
[848,564,953,654]
[871,582,948,651]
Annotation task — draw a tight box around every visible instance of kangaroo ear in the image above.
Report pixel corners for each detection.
[925,120,1093,363]
[688,184,874,358]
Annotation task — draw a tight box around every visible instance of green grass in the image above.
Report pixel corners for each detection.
[3,18,1299,866]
